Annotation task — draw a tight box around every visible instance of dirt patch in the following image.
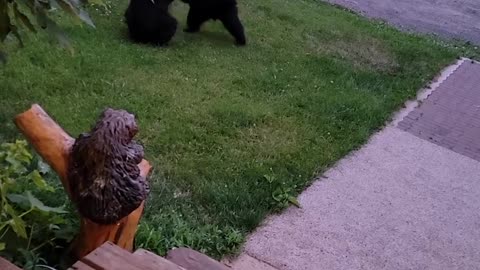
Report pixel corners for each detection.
[305,33,399,72]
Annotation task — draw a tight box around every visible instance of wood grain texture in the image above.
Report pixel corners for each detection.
[134,249,186,270]
[166,248,229,270]
[77,242,186,270]
[69,260,96,270]
[68,108,149,224]
[14,104,74,193]
[79,242,143,270]
[14,104,152,261]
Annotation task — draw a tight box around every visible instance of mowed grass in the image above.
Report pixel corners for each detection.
[0,0,475,259]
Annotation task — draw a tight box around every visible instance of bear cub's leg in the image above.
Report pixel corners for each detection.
[185,8,209,33]
[219,9,246,45]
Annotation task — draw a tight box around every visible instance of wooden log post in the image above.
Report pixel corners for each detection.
[14,104,152,262]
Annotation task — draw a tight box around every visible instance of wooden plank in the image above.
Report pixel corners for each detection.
[68,260,96,270]
[133,249,185,270]
[103,244,181,270]
[166,248,229,270]
[0,257,21,270]
[81,242,185,270]
[80,242,143,270]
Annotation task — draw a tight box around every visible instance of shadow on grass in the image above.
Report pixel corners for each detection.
[187,30,239,47]
[115,21,236,49]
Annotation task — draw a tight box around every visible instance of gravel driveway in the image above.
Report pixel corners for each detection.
[325,0,480,45]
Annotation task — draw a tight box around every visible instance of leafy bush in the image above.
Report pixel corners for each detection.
[0,140,76,269]
[0,0,97,63]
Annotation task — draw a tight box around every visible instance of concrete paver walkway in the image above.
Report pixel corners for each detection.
[232,59,480,269]
[325,0,480,45]
[399,61,480,161]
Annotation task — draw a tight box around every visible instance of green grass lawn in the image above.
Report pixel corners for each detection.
[0,0,477,260]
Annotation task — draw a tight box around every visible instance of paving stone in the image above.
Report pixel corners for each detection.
[398,61,480,161]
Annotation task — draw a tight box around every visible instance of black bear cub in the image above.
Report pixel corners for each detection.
[125,0,177,46]
[181,0,246,46]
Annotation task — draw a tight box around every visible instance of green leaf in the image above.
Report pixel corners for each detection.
[9,23,24,47]
[15,0,35,14]
[13,2,36,33]
[271,187,283,202]
[10,215,27,239]
[53,0,95,28]
[43,16,74,54]
[5,155,25,171]
[35,5,48,29]
[6,193,29,206]
[48,213,66,224]
[77,8,95,28]
[0,242,5,251]
[26,191,67,213]
[0,0,11,42]
[3,204,16,217]
[48,224,60,230]
[15,141,33,163]
[288,196,301,208]
[53,225,76,241]
[263,174,275,184]
[30,170,54,192]
[18,248,47,267]
[16,139,29,148]
[3,141,32,167]
[52,0,77,18]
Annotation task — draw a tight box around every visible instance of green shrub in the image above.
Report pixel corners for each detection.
[0,0,97,64]
[0,140,76,269]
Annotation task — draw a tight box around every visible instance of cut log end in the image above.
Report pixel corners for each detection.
[14,103,74,191]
